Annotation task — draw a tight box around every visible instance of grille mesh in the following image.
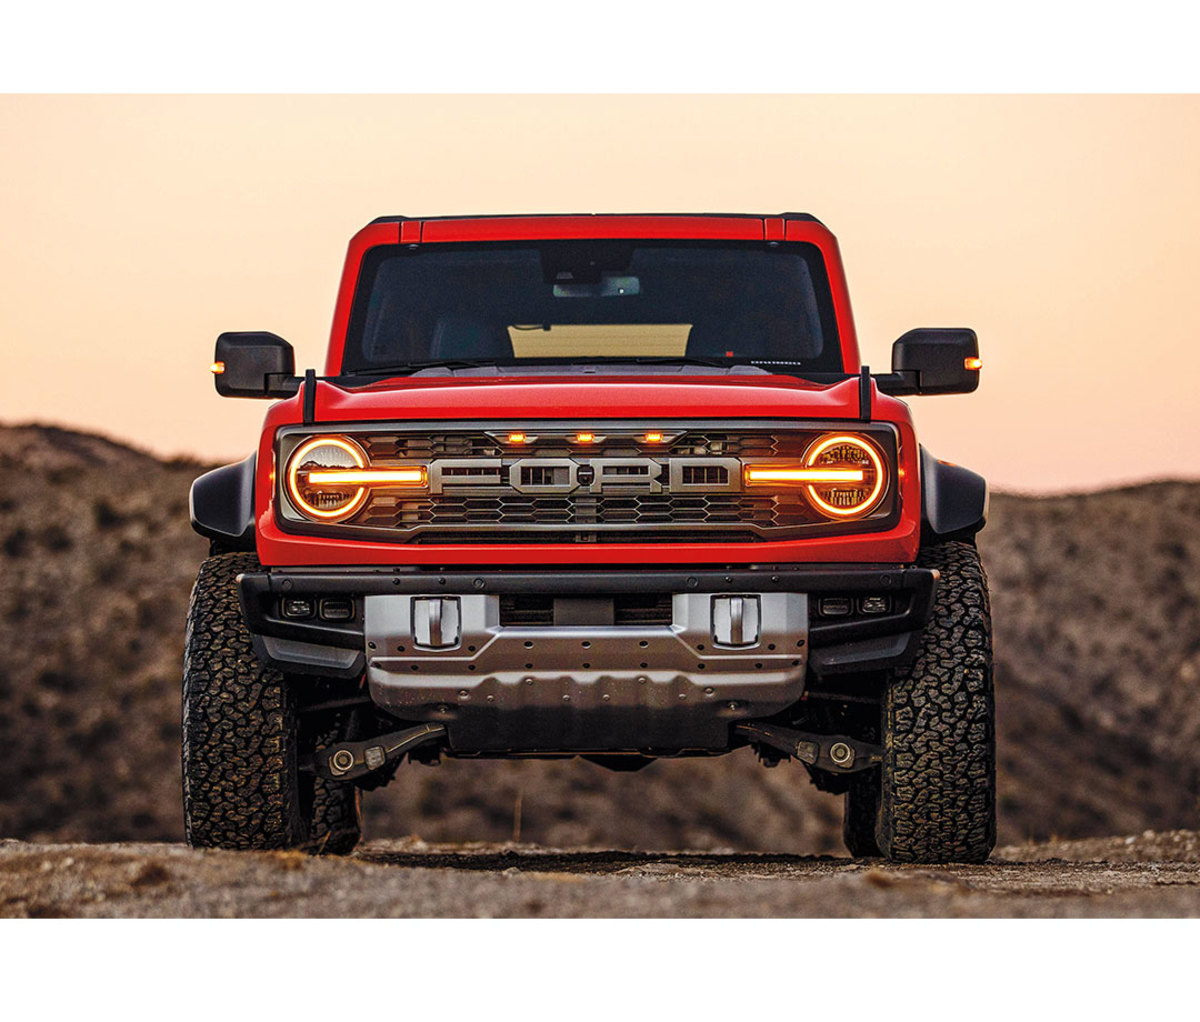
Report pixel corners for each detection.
[357,493,810,530]
[359,430,801,461]
[285,424,894,543]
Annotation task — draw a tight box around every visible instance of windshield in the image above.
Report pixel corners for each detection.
[342,241,842,374]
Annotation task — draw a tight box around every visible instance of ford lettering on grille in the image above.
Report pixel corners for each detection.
[424,457,742,495]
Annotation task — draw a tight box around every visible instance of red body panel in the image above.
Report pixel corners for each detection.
[325,221,398,377]
[788,219,860,371]
[280,213,903,569]
[253,375,921,568]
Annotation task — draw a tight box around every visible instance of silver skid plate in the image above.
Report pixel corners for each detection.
[363,592,808,752]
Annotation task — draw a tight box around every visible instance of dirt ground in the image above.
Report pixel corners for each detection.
[3,829,1199,918]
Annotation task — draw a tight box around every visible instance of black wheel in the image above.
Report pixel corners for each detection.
[182,552,362,853]
[842,540,995,863]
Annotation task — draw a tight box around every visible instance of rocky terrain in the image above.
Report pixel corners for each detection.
[1,423,1198,857]
[4,830,1200,918]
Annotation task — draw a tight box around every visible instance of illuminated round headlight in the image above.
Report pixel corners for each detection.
[286,436,369,522]
[803,434,886,518]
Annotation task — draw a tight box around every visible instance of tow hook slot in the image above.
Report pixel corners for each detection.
[413,597,461,649]
[712,594,760,647]
[734,722,882,773]
[311,722,447,782]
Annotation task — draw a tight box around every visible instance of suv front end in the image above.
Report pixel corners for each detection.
[183,213,994,863]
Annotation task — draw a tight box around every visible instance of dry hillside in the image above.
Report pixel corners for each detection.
[1,424,1196,850]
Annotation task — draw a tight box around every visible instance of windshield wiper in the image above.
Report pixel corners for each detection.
[626,356,812,370]
[346,359,508,376]
[623,356,742,368]
[348,356,736,376]
[347,355,812,377]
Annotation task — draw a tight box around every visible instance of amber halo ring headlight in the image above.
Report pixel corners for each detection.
[286,436,370,522]
[803,434,886,517]
[284,436,428,523]
[744,433,887,519]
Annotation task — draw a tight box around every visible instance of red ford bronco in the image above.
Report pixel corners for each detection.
[185,213,993,863]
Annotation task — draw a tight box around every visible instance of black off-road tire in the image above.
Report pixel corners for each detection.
[182,552,362,853]
[842,771,882,858]
[307,715,364,855]
[842,540,995,863]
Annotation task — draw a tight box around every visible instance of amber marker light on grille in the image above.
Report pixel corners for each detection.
[574,432,596,444]
[964,356,983,371]
[210,361,226,374]
[643,432,665,444]
[506,432,528,445]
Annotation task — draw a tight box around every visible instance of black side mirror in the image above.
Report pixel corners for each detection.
[212,332,300,398]
[876,328,980,396]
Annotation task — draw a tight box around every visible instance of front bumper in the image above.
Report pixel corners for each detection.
[239,565,935,753]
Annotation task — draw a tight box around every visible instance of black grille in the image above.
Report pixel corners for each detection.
[360,434,498,459]
[671,432,802,459]
[681,465,729,486]
[281,422,897,543]
[359,430,807,461]
[614,593,674,625]
[357,493,810,530]
[498,595,554,625]
[520,465,565,487]
[499,594,674,626]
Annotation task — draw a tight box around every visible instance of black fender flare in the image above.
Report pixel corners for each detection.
[919,446,988,540]
[189,453,257,551]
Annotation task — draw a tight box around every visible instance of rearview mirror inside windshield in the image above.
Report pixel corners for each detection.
[553,273,641,298]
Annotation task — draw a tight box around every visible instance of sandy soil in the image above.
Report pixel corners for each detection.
[3,830,1199,918]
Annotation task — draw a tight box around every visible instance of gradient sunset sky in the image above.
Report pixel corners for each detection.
[2,94,1198,493]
